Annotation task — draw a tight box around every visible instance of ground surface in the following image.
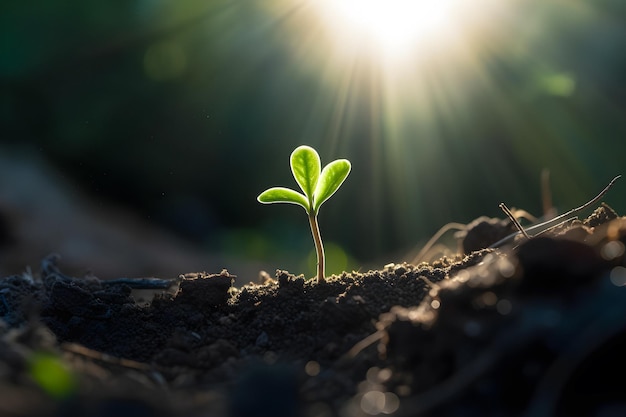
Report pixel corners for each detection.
[1,204,626,417]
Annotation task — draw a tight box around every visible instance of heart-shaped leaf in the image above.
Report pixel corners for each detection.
[257,187,310,213]
[257,145,351,283]
[290,145,320,203]
[313,159,351,213]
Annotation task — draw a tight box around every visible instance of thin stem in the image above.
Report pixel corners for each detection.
[411,222,467,264]
[308,213,326,283]
[499,202,530,240]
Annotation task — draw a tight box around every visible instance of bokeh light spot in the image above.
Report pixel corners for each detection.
[601,240,625,260]
[609,266,626,287]
[360,390,400,415]
[480,291,498,307]
[361,390,386,415]
[498,258,516,277]
[306,241,355,277]
[144,41,187,81]
[305,360,320,376]
[538,71,576,97]
[496,299,513,315]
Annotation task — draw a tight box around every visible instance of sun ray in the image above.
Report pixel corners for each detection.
[254,0,624,265]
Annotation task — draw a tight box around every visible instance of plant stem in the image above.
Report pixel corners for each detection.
[308,213,325,283]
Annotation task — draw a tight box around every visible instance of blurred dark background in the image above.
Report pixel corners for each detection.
[1,0,625,280]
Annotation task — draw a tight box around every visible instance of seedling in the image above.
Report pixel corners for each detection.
[257,145,351,283]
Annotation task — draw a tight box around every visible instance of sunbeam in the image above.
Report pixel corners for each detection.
[252,0,626,265]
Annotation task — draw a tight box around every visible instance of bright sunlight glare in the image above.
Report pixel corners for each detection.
[317,0,460,57]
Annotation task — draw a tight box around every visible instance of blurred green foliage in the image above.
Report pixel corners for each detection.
[29,352,76,399]
[1,0,625,271]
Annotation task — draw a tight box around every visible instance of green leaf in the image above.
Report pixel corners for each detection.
[257,187,310,213]
[313,159,351,213]
[290,145,321,202]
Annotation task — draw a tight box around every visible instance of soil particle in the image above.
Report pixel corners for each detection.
[175,270,234,310]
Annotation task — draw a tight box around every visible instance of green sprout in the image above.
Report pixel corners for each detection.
[257,145,351,283]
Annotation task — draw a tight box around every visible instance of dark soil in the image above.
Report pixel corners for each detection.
[2,204,626,417]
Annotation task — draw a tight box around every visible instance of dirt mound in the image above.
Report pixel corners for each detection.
[1,205,626,416]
